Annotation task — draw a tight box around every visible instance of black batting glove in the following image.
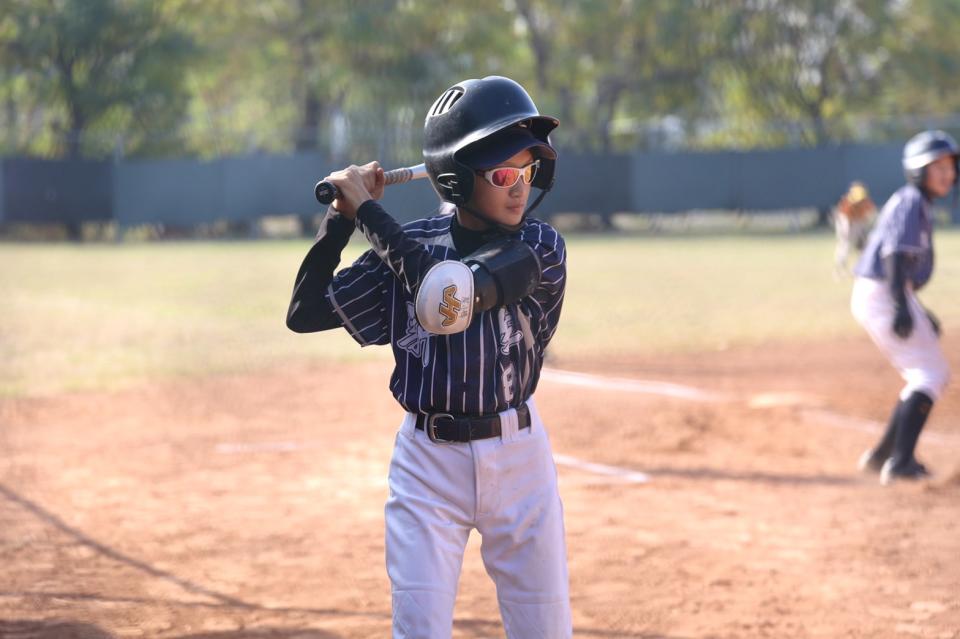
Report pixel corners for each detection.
[893,301,913,339]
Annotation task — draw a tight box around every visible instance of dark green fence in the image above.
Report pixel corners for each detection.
[3,143,952,228]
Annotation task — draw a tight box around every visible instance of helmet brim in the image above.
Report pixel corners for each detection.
[457,127,557,169]
[903,149,958,171]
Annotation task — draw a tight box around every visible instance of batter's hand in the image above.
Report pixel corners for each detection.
[892,302,913,339]
[324,162,386,219]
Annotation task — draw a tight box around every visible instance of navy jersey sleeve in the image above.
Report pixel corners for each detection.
[326,249,393,346]
[286,208,356,333]
[881,189,924,257]
[354,199,438,295]
[286,206,391,346]
[520,221,567,347]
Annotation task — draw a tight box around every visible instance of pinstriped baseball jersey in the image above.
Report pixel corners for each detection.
[287,200,566,416]
[854,184,934,288]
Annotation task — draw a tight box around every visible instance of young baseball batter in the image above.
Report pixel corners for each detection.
[286,76,571,637]
[852,130,957,485]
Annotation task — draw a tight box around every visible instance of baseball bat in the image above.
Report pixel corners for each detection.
[315,163,428,205]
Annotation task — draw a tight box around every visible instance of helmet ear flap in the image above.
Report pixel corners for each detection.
[435,173,461,200]
[435,169,474,204]
[905,166,923,187]
[531,157,556,192]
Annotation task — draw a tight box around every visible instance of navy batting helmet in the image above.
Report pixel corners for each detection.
[902,130,960,187]
[423,76,558,207]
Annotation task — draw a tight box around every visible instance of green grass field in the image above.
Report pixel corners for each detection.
[2,230,959,397]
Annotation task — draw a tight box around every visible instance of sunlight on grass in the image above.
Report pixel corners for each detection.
[2,230,958,397]
[553,230,960,358]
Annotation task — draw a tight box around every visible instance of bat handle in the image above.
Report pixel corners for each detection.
[384,166,414,185]
[315,180,338,205]
[314,165,425,205]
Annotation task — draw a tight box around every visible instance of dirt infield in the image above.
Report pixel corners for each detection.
[1,335,959,638]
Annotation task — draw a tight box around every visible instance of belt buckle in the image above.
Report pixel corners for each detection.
[426,413,456,443]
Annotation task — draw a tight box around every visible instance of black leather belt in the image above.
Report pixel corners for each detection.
[415,403,531,443]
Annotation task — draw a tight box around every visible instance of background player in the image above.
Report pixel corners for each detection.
[286,76,572,637]
[833,181,876,277]
[851,130,957,485]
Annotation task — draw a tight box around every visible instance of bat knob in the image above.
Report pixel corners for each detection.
[315,180,338,205]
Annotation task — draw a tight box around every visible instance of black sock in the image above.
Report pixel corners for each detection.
[890,391,934,468]
[870,399,903,462]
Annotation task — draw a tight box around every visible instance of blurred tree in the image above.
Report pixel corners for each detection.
[590,1,716,151]
[700,0,896,149]
[880,0,960,137]
[174,0,522,162]
[0,0,196,158]
[514,0,712,152]
[331,0,524,163]
[3,1,960,161]
[169,0,335,158]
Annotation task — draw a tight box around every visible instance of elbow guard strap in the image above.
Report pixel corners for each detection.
[414,238,542,335]
[464,237,542,312]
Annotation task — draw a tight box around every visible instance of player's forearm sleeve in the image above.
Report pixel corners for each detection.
[286,208,356,333]
[354,200,437,294]
[884,252,911,304]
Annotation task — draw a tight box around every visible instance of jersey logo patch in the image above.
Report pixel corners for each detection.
[440,285,464,328]
[498,308,523,355]
[397,302,431,365]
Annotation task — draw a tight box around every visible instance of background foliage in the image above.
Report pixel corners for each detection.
[2,0,960,162]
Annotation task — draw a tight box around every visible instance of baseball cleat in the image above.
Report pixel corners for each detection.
[879,458,932,485]
[857,448,887,474]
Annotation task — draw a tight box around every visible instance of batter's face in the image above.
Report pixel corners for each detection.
[459,148,535,230]
[924,155,957,198]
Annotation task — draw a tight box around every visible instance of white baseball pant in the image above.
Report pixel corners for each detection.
[851,276,950,400]
[385,397,572,638]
